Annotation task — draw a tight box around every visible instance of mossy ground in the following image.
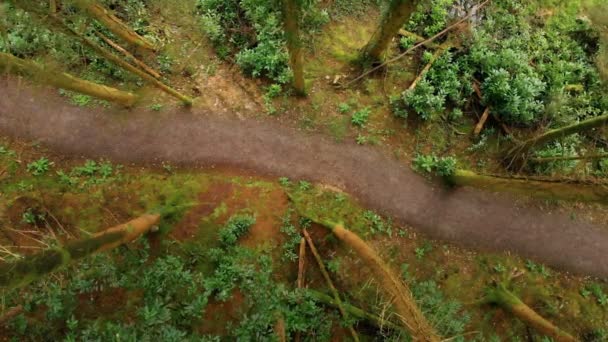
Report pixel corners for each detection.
[0,138,607,340]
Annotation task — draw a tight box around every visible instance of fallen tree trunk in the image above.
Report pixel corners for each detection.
[329,224,441,341]
[447,169,608,203]
[484,284,577,342]
[529,153,608,163]
[95,31,161,79]
[0,214,160,290]
[507,113,608,159]
[6,2,193,105]
[308,289,406,334]
[303,229,360,342]
[74,0,155,51]
[0,52,137,106]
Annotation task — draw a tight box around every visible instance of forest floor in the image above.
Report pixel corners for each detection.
[1,77,607,279]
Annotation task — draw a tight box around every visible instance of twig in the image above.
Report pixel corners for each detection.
[408,42,452,91]
[529,153,608,163]
[473,107,491,136]
[344,0,490,87]
[302,229,360,342]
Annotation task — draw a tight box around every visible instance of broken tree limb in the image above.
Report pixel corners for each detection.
[447,169,608,203]
[95,31,161,79]
[484,284,577,342]
[0,214,160,290]
[302,229,360,342]
[473,107,491,136]
[408,42,451,91]
[297,237,306,289]
[49,0,57,14]
[308,290,406,334]
[73,0,155,51]
[274,314,287,342]
[0,52,137,106]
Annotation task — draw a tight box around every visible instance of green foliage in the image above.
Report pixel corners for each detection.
[412,154,457,177]
[197,0,326,84]
[525,259,551,278]
[27,157,53,176]
[218,214,256,246]
[338,102,351,114]
[298,180,312,191]
[362,210,392,236]
[393,52,472,121]
[56,160,119,187]
[279,210,301,262]
[411,280,471,339]
[406,0,456,37]
[351,107,370,127]
[584,283,608,306]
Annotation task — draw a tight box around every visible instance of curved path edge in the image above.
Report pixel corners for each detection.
[1,79,607,279]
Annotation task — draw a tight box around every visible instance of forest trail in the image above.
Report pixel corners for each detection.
[1,78,607,279]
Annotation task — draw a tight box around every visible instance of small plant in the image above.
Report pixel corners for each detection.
[412,154,457,177]
[585,283,608,306]
[415,247,427,259]
[27,157,53,176]
[493,263,507,273]
[351,107,370,127]
[21,208,37,224]
[150,104,163,111]
[356,134,368,145]
[298,180,312,191]
[326,258,341,274]
[278,177,291,187]
[338,102,350,114]
[162,162,173,173]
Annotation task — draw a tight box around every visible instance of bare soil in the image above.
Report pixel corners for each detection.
[1,78,607,279]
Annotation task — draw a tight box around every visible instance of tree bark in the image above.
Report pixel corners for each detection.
[303,229,360,342]
[485,284,577,342]
[0,52,137,106]
[74,0,155,51]
[0,214,160,290]
[281,0,306,95]
[448,169,608,203]
[362,0,420,62]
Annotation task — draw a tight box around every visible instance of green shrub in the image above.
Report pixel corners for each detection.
[413,154,457,177]
[351,107,370,127]
[27,157,53,176]
[218,214,256,246]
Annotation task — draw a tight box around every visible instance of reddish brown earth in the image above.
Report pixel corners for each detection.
[1,78,607,279]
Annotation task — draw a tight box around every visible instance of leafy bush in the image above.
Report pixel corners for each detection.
[197,0,326,84]
[27,157,53,176]
[413,154,457,177]
[218,214,256,246]
[406,0,456,38]
[351,107,371,127]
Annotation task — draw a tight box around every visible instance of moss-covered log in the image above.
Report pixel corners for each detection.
[508,113,608,159]
[73,0,155,51]
[308,289,406,334]
[329,224,441,341]
[448,169,608,203]
[281,0,305,95]
[362,0,421,61]
[0,52,137,106]
[485,284,577,342]
[96,31,161,79]
[0,214,160,290]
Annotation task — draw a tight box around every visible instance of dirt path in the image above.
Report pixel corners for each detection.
[1,79,607,279]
